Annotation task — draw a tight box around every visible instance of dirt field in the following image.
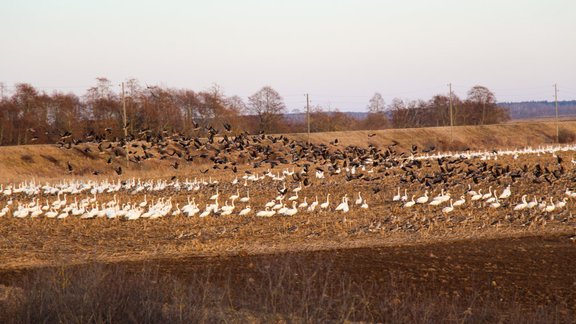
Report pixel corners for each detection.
[1,234,574,321]
[137,233,576,312]
[1,119,576,183]
[1,123,576,321]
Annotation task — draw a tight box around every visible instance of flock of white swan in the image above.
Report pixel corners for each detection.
[1,143,576,221]
[395,184,570,214]
[0,169,371,220]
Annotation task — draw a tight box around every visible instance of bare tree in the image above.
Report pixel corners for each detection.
[84,78,120,133]
[0,78,516,147]
[11,84,50,144]
[225,95,247,115]
[429,95,451,126]
[124,78,143,134]
[467,85,496,125]
[364,92,388,129]
[48,92,82,138]
[248,86,286,133]
[0,82,6,100]
[173,89,199,133]
[367,92,386,113]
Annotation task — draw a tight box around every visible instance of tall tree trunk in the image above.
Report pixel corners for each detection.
[481,101,486,125]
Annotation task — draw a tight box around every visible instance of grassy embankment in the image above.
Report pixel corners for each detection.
[1,120,575,183]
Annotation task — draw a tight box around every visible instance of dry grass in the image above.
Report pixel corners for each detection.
[0,148,575,270]
[1,120,575,183]
[0,137,574,280]
[290,119,575,150]
[1,121,576,322]
[1,251,572,323]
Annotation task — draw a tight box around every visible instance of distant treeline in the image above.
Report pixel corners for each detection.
[0,79,510,146]
[498,101,576,119]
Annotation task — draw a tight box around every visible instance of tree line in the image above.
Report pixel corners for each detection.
[0,79,509,146]
[367,85,510,128]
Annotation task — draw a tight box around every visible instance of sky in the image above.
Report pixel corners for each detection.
[1,0,576,112]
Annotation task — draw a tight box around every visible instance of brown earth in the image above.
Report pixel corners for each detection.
[147,233,576,312]
[1,121,576,321]
[1,119,576,183]
[1,234,574,318]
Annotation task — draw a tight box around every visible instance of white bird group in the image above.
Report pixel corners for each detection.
[395,183,570,214]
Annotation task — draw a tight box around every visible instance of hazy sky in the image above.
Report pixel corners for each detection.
[2,0,575,111]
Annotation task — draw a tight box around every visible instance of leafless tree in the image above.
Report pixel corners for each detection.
[225,95,247,115]
[367,92,386,113]
[364,92,388,129]
[0,79,513,146]
[248,86,286,133]
[467,85,496,125]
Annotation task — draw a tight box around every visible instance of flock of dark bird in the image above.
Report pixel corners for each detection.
[53,122,576,204]
[56,123,413,182]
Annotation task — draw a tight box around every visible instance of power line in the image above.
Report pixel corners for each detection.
[492,86,552,92]
[560,92,576,97]
[448,83,454,143]
[306,93,310,145]
[559,86,576,94]
[1,81,575,106]
[555,84,559,143]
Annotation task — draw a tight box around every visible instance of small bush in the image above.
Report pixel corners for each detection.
[74,147,97,160]
[0,257,572,323]
[436,139,469,152]
[40,154,60,166]
[19,155,34,163]
[558,128,576,143]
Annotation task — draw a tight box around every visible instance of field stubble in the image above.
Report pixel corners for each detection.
[1,124,576,322]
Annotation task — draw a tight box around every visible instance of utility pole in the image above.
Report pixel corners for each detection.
[121,82,128,164]
[554,83,559,143]
[121,82,127,138]
[448,83,454,143]
[306,93,310,145]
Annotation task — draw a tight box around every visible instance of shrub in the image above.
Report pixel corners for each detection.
[558,128,576,143]
[19,155,34,163]
[40,154,60,166]
[0,257,572,323]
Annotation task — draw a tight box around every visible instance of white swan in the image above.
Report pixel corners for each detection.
[392,187,401,202]
[298,197,308,209]
[485,190,498,204]
[239,190,250,203]
[555,197,567,209]
[335,196,349,213]
[482,186,493,200]
[307,196,319,212]
[139,195,148,208]
[442,199,454,213]
[513,195,528,211]
[403,195,416,208]
[283,201,299,216]
[320,194,330,210]
[498,185,511,199]
[401,189,409,202]
[416,190,429,204]
[544,198,556,213]
[239,205,252,216]
[453,195,466,207]
[471,189,483,201]
[527,196,538,209]
[489,197,501,209]
[355,192,363,205]
[209,188,219,201]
